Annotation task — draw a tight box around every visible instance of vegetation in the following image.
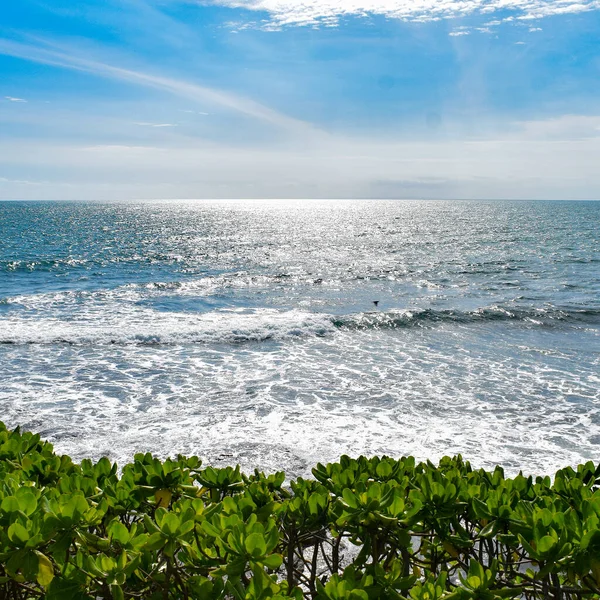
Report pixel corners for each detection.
[1,422,600,599]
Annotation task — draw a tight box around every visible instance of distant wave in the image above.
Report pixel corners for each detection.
[1,258,94,273]
[0,253,189,273]
[0,306,598,346]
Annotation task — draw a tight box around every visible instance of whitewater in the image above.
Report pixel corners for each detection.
[1,199,598,476]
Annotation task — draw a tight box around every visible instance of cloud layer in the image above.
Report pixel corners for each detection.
[2,113,600,200]
[208,0,600,26]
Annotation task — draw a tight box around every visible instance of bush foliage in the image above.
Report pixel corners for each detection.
[1,421,600,599]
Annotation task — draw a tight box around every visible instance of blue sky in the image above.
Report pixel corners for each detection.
[1,0,600,199]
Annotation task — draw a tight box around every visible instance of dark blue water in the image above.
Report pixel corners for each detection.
[0,199,598,476]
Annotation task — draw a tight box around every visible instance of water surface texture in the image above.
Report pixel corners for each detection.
[1,200,598,476]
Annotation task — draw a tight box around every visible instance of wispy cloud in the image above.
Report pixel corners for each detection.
[0,39,313,133]
[4,96,27,103]
[179,110,210,116]
[135,122,178,127]
[2,112,600,200]
[514,114,600,140]
[203,0,600,27]
[0,176,41,185]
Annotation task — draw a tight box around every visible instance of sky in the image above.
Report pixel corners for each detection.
[1,0,600,200]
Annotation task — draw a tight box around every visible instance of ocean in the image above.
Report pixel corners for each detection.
[0,199,598,477]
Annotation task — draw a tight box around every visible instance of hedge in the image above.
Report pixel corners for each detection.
[0,421,599,599]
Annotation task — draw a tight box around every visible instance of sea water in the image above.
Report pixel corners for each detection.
[0,199,598,477]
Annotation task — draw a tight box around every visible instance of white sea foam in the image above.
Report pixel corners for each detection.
[1,324,598,478]
[0,307,336,344]
[1,296,597,345]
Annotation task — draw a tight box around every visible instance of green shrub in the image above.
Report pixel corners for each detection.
[0,421,599,599]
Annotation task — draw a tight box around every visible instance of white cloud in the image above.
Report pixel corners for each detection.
[135,122,178,127]
[514,114,600,140]
[4,96,27,103]
[204,0,600,27]
[179,110,210,115]
[0,176,41,185]
[2,113,600,200]
[0,39,312,134]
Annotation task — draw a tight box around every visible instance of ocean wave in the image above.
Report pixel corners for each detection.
[0,306,598,346]
[0,253,191,273]
[0,274,333,307]
[0,309,336,345]
[0,258,91,273]
[334,306,600,330]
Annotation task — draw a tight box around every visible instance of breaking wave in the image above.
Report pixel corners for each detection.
[0,305,598,345]
[333,306,600,329]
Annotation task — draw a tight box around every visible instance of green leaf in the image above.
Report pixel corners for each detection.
[245,533,267,557]
[143,514,161,534]
[479,521,499,538]
[308,493,325,515]
[495,589,522,598]
[144,532,166,551]
[537,535,557,554]
[342,488,358,509]
[8,522,30,545]
[36,552,54,587]
[349,590,369,600]
[117,550,127,571]
[21,550,39,579]
[200,520,221,538]
[261,554,283,570]
[108,521,130,545]
[225,557,248,578]
[155,488,172,508]
[110,584,125,600]
[581,529,600,552]
[395,575,417,591]
[1,496,20,514]
[178,518,195,536]
[46,579,89,600]
[389,491,405,517]
[160,513,181,536]
[17,490,38,516]
[376,461,393,478]
[64,495,89,520]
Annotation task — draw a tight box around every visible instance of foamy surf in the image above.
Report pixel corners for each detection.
[0,304,598,345]
[1,200,599,477]
[0,308,336,345]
